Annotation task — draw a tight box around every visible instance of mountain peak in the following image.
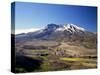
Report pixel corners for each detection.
[45,23,85,33]
[66,24,85,31]
[45,24,59,30]
[16,23,95,42]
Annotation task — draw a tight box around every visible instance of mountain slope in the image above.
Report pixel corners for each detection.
[15,23,96,43]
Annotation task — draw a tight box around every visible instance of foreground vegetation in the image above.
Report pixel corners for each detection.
[15,40,97,73]
[15,54,97,72]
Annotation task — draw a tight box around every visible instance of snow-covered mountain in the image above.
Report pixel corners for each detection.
[15,23,96,42]
[44,23,85,32]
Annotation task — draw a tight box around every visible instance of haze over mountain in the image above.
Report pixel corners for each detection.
[15,28,40,34]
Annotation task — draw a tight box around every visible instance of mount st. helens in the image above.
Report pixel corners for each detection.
[15,24,97,72]
[16,24,96,44]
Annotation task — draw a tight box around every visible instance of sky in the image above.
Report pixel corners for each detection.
[13,2,97,33]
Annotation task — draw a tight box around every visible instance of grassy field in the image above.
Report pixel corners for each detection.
[15,40,97,73]
[60,57,97,68]
[15,55,97,73]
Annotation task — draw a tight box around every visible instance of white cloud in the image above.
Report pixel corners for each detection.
[15,28,40,34]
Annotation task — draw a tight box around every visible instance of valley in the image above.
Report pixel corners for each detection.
[15,40,97,72]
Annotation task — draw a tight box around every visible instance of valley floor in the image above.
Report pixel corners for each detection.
[15,41,97,73]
